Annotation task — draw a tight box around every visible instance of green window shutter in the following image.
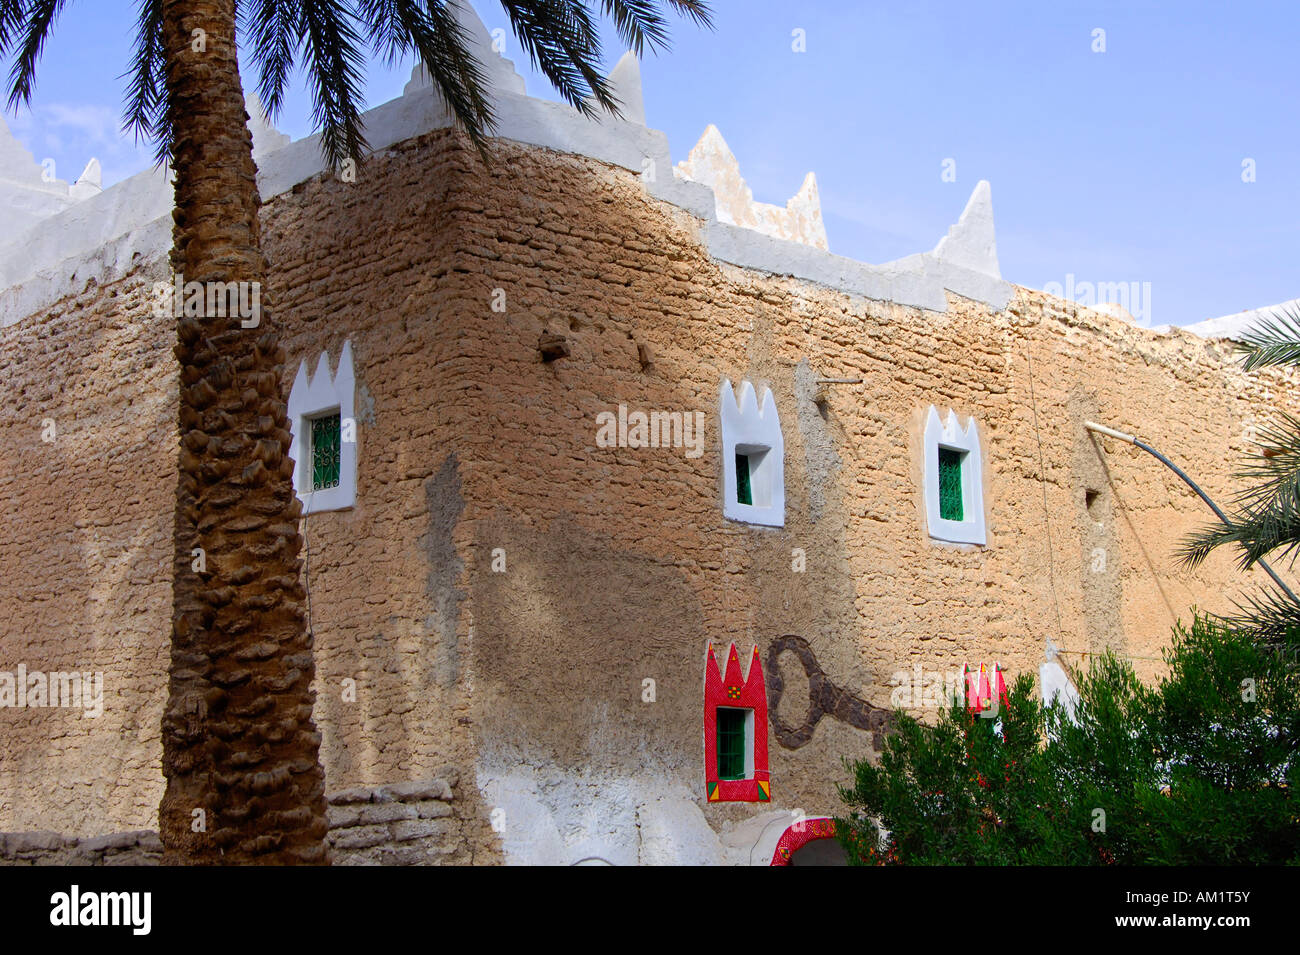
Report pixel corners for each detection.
[938,447,964,521]
[735,453,753,506]
[717,708,747,780]
[311,413,342,491]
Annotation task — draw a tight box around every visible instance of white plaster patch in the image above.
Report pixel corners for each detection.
[476,765,805,865]
[1040,659,1081,724]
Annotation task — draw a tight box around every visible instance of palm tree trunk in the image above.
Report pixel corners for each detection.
[158,0,329,864]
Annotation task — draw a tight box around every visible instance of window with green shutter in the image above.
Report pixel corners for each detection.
[938,447,964,521]
[311,413,342,491]
[717,708,747,780]
[735,453,753,506]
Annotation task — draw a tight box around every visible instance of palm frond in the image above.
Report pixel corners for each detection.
[599,0,669,55]
[499,0,616,116]
[663,0,712,28]
[0,0,33,53]
[1238,304,1300,371]
[1214,585,1300,656]
[1229,412,1300,515]
[242,0,303,121]
[1178,500,1300,571]
[5,0,68,110]
[121,0,168,165]
[298,0,369,170]
[359,0,495,147]
[356,0,411,64]
[1178,520,1245,570]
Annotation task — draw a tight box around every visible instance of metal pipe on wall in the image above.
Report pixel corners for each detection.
[1084,420,1299,604]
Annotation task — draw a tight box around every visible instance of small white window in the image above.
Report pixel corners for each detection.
[720,379,784,526]
[923,406,986,545]
[287,341,357,514]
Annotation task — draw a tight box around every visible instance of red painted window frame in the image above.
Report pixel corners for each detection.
[703,642,770,803]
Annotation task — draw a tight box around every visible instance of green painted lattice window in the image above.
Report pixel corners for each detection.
[311,413,341,491]
[717,708,747,780]
[735,453,753,506]
[938,447,964,522]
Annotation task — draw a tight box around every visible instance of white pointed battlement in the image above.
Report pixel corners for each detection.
[0,115,102,238]
[580,51,645,125]
[601,51,644,125]
[69,158,102,201]
[675,125,827,250]
[933,180,999,276]
[720,379,785,527]
[247,93,291,162]
[405,0,526,99]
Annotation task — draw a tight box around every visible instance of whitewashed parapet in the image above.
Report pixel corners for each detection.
[1184,297,1300,341]
[0,0,1012,330]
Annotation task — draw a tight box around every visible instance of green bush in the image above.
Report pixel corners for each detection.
[836,616,1299,865]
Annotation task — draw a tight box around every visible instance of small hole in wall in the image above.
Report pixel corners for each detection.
[1085,489,1101,515]
[569,317,581,332]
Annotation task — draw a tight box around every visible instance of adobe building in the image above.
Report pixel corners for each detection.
[0,3,1294,865]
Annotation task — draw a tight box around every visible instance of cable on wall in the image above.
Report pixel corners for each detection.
[1025,346,1066,638]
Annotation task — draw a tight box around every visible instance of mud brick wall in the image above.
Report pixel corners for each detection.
[325,773,464,865]
[0,131,498,849]
[0,830,162,866]
[1,125,1297,854]
[0,774,464,864]
[0,264,175,835]
[439,137,1300,836]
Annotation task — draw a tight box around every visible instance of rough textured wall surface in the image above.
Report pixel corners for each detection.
[0,830,162,866]
[441,137,1297,861]
[0,774,464,865]
[0,126,1294,864]
[325,773,464,865]
[242,130,497,861]
[0,263,174,835]
[0,131,497,861]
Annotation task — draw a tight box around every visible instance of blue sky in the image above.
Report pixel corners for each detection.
[4,0,1297,326]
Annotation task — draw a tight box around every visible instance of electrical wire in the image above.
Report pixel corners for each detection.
[1025,346,1065,637]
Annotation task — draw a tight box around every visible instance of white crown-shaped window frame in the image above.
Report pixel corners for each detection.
[287,341,357,514]
[923,406,986,545]
[720,379,784,527]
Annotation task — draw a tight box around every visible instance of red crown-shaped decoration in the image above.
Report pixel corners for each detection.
[964,663,1008,714]
[704,642,770,803]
